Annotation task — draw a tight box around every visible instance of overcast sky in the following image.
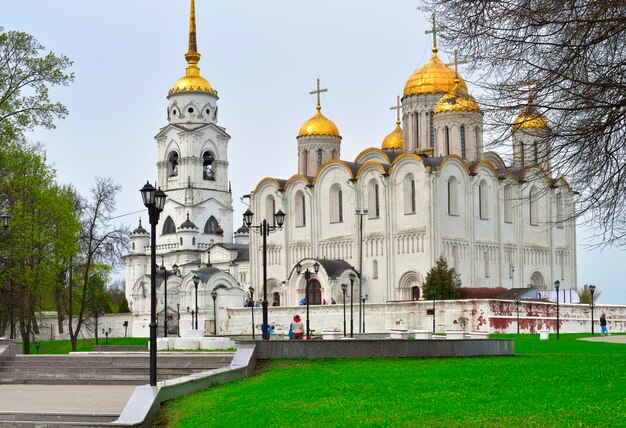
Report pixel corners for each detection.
[5,0,623,304]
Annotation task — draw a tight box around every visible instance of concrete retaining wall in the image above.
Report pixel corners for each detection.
[250,339,514,359]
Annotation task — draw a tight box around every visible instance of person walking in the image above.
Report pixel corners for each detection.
[290,315,304,340]
[600,313,609,336]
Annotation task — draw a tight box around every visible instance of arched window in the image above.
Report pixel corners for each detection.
[460,125,466,158]
[317,149,323,167]
[556,192,564,228]
[192,237,196,245]
[372,260,378,279]
[179,237,183,245]
[303,150,308,176]
[295,190,306,227]
[132,242,135,251]
[503,185,513,223]
[429,112,435,147]
[478,180,489,220]
[204,216,218,234]
[414,112,419,147]
[330,184,343,223]
[265,195,276,226]
[168,151,179,177]
[403,175,416,214]
[533,142,539,164]
[448,176,459,216]
[368,179,380,218]
[162,216,176,234]
[445,126,450,155]
[332,150,337,159]
[203,151,215,180]
[411,286,420,301]
[529,186,539,225]
[308,279,322,305]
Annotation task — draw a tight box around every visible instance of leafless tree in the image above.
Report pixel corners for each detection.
[422,0,626,246]
[67,177,129,351]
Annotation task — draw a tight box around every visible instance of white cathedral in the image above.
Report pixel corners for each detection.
[125,2,576,335]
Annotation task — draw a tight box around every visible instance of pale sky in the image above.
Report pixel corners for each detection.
[4,0,623,304]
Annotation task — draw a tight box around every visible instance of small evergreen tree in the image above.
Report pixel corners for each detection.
[422,255,461,300]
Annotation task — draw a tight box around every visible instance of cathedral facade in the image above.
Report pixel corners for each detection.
[123,1,249,336]
[249,38,576,307]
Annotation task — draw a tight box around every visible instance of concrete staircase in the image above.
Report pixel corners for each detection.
[0,352,233,385]
[0,352,235,427]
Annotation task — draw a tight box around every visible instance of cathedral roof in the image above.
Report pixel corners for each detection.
[435,80,480,113]
[513,102,549,130]
[404,51,468,98]
[179,213,197,229]
[298,105,341,138]
[169,0,217,97]
[131,219,148,235]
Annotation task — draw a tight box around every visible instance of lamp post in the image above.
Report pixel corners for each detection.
[341,283,347,337]
[192,274,200,330]
[355,209,368,333]
[349,273,356,338]
[249,286,255,339]
[510,264,515,288]
[1,212,9,229]
[211,289,218,335]
[102,327,112,347]
[243,208,286,340]
[515,299,521,334]
[295,261,320,339]
[554,280,560,340]
[176,304,180,337]
[362,294,368,333]
[589,284,596,335]
[432,292,436,334]
[140,181,167,387]
[159,259,180,337]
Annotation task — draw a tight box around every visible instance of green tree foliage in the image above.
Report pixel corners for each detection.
[422,255,461,300]
[0,141,80,353]
[0,27,73,138]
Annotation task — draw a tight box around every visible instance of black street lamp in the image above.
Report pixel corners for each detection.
[295,261,320,339]
[211,289,218,335]
[243,208,285,340]
[341,283,347,337]
[362,294,368,333]
[176,304,180,337]
[1,212,10,229]
[515,299,521,334]
[349,272,356,338]
[355,209,367,333]
[140,181,167,387]
[554,280,560,340]
[589,284,596,335]
[192,274,200,330]
[432,292,436,334]
[102,327,112,347]
[249,286,255,339]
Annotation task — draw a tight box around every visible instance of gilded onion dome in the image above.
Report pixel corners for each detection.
[435,79,480,113]
[169,0,215,96]
[513,101,549,130]
[298,104,341,138]
[404,50,468,97]
[381,121,403,150]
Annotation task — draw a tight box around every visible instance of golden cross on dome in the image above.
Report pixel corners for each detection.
[446,49,468,80]
[519,71,536,104]
[390,95,402,123]
[309,78,328,110]
[425,12,443,53]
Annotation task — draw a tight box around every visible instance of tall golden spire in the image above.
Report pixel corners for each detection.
[170,0,215,95]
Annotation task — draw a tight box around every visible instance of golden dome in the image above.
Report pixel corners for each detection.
[404,52,468,97]
[168,0,216,96]
[381,122,403,150]
[298,105,341,138]
[513,103,549,130]
[435,80,480,113]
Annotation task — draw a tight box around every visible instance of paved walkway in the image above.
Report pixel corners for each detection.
[0,385,135,414]
[577,334,626,344]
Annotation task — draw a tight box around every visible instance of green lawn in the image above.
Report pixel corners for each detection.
[20,337,149,354]
[154,334,626,427]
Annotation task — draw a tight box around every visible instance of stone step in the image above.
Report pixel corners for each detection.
[2,360,230,369]
[0,412,117,424]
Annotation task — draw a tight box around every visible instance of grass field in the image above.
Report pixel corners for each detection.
[20,337,149,354]
[153,334,626,427]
